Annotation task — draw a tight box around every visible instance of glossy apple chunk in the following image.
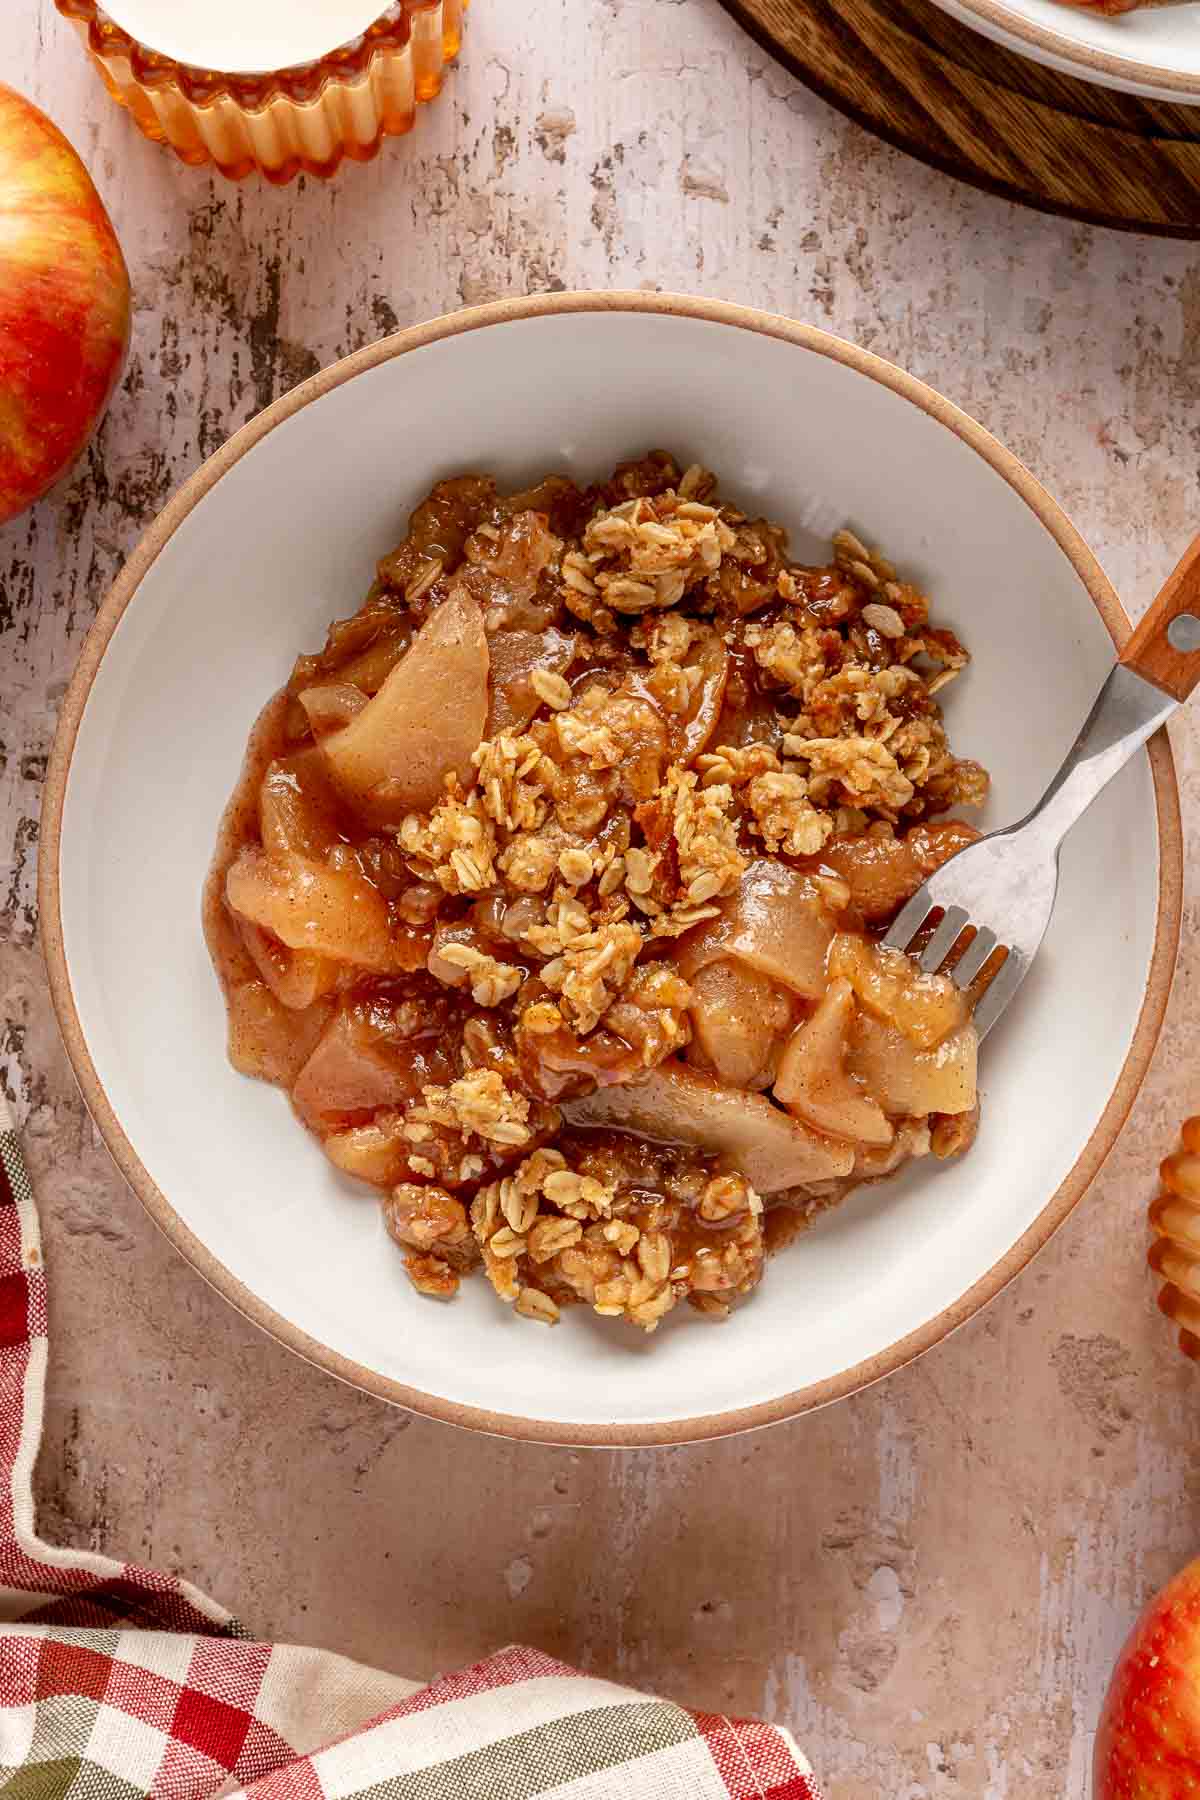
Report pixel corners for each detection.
[679,860,836,1000]
[486,625,577,735]
[225,982,333,1087]
[259,750,344,859]
[296,683,368,738]
[820,821,978,925]
[688,958,795,1090]
[849,1013,977,1117]
[774,978,893,1147]
[322,1112,412,1188]
[237,919,338,1011]
[679,629,729,763]
[292,1007,428,1132]
[828,932,968,1049]
[563,1059,854,1191]
[318,588,489,823]
[226,846,399,972]
[332,620,415,694]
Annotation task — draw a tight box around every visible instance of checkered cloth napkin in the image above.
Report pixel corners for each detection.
[0,1091,821,1800]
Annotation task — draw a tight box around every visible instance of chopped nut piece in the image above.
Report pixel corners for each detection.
[404,1254,460,1299]
[384,1184,472,1251]
[699,1173,758,1224]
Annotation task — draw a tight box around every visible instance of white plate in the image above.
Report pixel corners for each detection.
[41,294,1181,1445]
[932,0,1200,104]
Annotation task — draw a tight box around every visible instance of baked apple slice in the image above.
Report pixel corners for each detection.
[819,822,978,926]
[688,958,794,1090]
[679,629,729,763]
[828,933,967,1050]
[678,859,837,999]
[322,1111,412,1188]
[259,750,344,859]
[226,846,399,973]
[224,982,333,1087]
[486,624,577,734]
[849,1013,977,1117]
[292,1006,426,1131]
[296,683,368,738]
[318,588,489,822]
[563,1059,853,1191]
[774,978,893,1147]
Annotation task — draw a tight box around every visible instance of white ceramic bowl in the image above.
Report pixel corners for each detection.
[41,293,1181,1445]
[932,0,1200,105]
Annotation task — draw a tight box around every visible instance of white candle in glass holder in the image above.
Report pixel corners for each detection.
[100,0,390,72]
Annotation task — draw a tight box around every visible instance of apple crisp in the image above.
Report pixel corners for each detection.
[206,453,989,1333]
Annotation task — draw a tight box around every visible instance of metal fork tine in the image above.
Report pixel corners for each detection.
[949,926,999,990]
[918,905,969,974]
[971,949,1027,1041]
[882,890,936,954]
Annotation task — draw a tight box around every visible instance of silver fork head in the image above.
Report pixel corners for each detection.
[882,826,1059,1039]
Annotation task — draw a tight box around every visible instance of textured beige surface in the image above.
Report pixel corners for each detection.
[2,2,1199,1793]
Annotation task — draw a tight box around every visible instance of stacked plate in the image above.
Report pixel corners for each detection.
[932,0,1200,103]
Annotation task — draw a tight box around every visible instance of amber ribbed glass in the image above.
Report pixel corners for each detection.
[1148,1116,1200,1361]
[54,0,465,183]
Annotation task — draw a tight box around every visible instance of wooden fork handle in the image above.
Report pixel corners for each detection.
[1120,534,1200,702]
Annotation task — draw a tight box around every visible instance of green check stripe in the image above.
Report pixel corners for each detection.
[0,1128,33,1213]
[0,1756,84,1800]
[38,1632,123,1662]
[58,1764,143,1800]
[333,1700,698,1800]
[22,1698,98,1767]
[1,1760,143,1800]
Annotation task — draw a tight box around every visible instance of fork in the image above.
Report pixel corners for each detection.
[884,536,1200,1039]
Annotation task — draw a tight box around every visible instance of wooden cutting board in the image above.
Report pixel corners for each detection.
[717,0,1200,235]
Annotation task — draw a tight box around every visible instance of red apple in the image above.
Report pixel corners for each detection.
[0,83,131,529]
[1096,1558,1200,1798]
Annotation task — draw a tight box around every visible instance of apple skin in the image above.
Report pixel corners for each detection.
[0,82,131,529]
[1096,1559,1200,1799]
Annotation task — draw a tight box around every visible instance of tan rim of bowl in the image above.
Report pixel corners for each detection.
[946,0,1200,99]
[39,290,1183,1448]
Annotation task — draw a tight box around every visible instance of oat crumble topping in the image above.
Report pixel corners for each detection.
[208,453,989,1336]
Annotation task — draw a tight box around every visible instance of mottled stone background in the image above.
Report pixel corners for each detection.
[3,3,1200,1794]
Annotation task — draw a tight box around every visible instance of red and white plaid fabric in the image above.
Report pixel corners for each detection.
[0,1091,822,1800]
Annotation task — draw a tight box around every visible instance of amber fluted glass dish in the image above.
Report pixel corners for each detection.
[1148,1116,1200,1359]
[54,0,465,184]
